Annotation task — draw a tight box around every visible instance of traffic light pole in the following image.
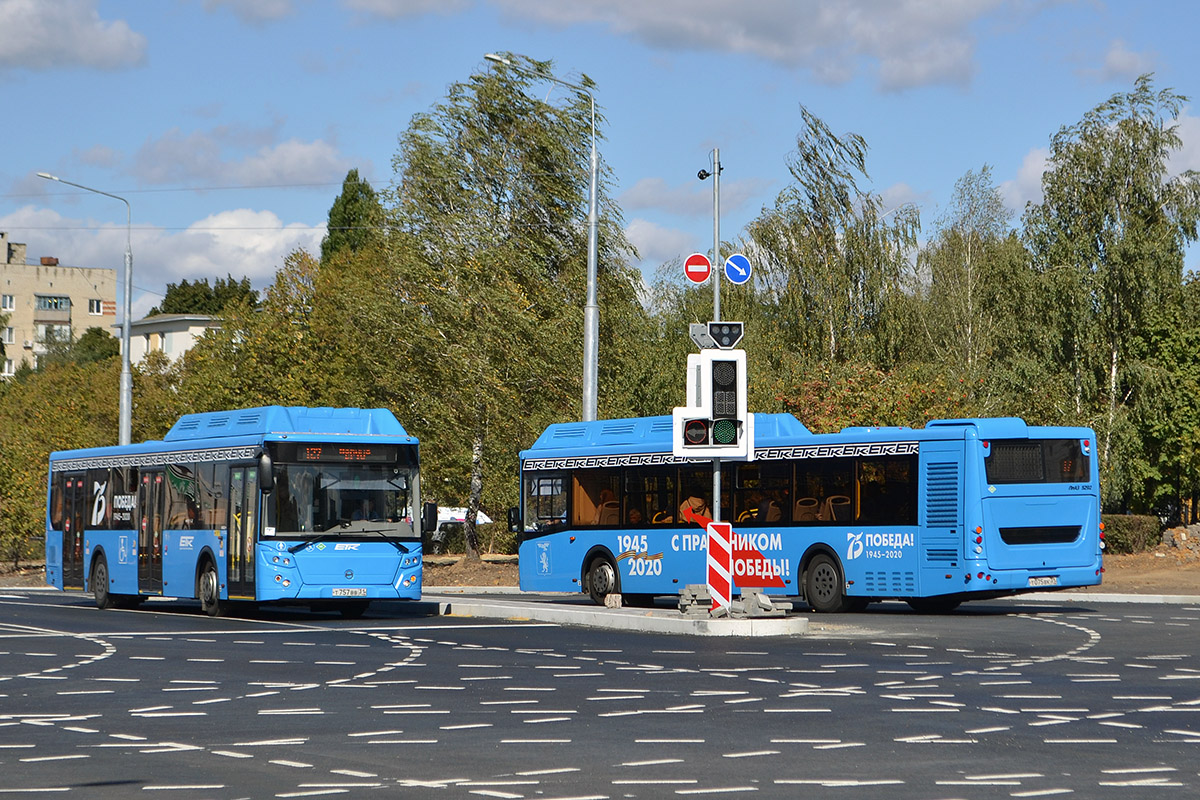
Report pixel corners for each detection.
[711,148,722,525]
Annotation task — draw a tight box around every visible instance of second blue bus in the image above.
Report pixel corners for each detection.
[513,413,1104,612]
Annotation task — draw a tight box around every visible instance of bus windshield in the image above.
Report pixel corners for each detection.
[266,462,416,537]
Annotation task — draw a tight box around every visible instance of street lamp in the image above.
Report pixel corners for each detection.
[484,52,601,422]
[38,172,134,446]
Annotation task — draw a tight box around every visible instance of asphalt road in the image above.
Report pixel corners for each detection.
[2,589,1199,799]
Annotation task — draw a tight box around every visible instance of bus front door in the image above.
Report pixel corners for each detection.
[138,471,164,594]
[226,466,258,599]
[62,474,87,591]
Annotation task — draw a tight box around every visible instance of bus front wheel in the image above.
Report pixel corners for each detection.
[804,553,853,613]
[198,559,224,617]
[584,556,618,606]
[91,555,114,610]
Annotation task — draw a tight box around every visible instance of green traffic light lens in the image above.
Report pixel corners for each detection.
[712,418,737,445]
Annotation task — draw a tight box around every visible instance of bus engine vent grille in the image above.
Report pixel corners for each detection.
[999,526,1081,545]
[924,548,958,563]
[863,570,916,593]
[925,462,959,528]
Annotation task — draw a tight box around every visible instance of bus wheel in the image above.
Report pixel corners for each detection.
[585,556,618,606]
[906,597,962,614]
[198,559,224,617]
[804,553,851,613]
[91,555,115,610]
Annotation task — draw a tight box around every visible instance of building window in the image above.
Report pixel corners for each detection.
[88,299,102,315]
[37,323,71,342]
[36,295,70,311]
[2,359,13,377]
[1,294,13,311]
[2,327,13,345]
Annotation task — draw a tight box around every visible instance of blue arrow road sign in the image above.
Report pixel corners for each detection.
[724,253,751,285]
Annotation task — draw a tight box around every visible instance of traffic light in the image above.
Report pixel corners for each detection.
[672,349,753,459]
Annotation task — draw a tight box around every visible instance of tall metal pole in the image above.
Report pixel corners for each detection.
[484,53,600,421]
[712,148,721,324]
[38,172,133,446]
[582,100,600,423]
[710,149,722,524]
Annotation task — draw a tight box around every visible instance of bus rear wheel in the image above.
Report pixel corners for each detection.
[91,555,114,610]
[198,559,224,617]
[804,553,854,613]
[584,555,618,606]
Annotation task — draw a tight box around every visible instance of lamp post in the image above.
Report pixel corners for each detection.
[38,172,133,446]
[484,52,600,422]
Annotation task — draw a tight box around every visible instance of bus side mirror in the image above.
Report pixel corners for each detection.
[422,501,437,536]
[258,452,274,494]
[507,506,521,533]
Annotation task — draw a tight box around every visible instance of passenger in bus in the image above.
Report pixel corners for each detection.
[679,488,710,522]
[627,507,645,526]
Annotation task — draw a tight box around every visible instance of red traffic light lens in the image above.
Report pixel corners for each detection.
[683,419,709,445]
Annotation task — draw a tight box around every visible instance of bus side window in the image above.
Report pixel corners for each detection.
[856,455,917,525]
[523,474,566,532]
[574,471,619,527]
[166,462,200,529]
[623,468,676,526]
[50,471,64,531]
[794,459,853,523]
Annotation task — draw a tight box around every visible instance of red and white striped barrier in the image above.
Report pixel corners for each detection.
[706,521,732,612]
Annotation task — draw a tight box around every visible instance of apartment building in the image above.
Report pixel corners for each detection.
[1,232,117,376]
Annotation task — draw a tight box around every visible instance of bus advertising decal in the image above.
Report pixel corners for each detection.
[681,506,786,589]
[845,531,915,561]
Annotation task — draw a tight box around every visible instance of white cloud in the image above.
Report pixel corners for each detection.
[130,127,356,187]
[621,176,773,218]
[0,0,146,72]
[204,0,296,24]
[1101,38,1153,82]
[341,0,470,19]
[999,147,1048,214]
[1169,112,1200,177]
[625,218,696,268]
[494,0,1007,90]
[0,205,323,321]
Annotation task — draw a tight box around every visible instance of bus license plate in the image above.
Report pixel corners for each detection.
[332,588,367,597]
[1028,576,1059,587]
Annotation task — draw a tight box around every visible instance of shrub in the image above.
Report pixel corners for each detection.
[1101,514,1159,554]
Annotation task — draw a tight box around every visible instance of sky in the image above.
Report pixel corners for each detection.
[3,0,1199,322]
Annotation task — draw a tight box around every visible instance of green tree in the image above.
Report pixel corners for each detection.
[74,326,121,364]
[321,169,384,264]
[150,275,258,316]
[387,54,638,559]
[1023,74,1200,510]
[0,360,118,567]
[745,105,920,370]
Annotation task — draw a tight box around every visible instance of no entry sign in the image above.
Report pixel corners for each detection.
[684,252,712,284]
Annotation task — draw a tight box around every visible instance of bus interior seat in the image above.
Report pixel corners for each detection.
[794,497,819,521]
[594,501,619,525]
[759,500,782,522]
[824,495,851,521]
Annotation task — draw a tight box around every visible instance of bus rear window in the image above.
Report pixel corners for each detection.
[985,439,1089,484]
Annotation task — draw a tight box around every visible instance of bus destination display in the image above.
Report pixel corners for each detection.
[276,442,399,463]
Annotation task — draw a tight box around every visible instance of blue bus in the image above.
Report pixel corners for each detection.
[513,414,1103,612]
[47,406,433,616]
